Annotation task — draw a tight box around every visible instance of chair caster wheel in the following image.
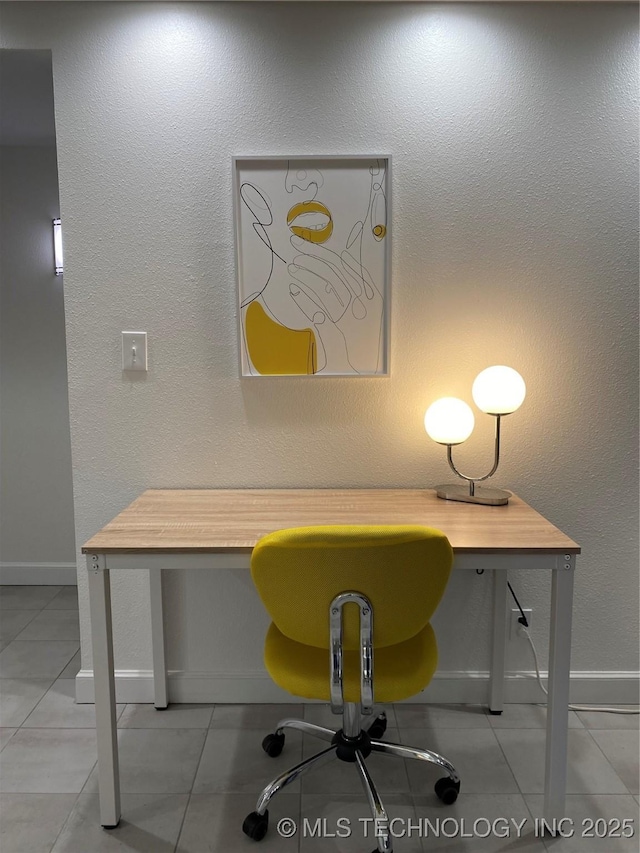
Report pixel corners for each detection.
[242,810,269,840]
[262,732,285,757]
[368,714,388,739]
[434,776,460,805]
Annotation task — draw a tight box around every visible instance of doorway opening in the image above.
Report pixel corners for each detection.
[0,49,77,588]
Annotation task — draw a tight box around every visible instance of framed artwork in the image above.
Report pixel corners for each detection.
[234,156,390,377]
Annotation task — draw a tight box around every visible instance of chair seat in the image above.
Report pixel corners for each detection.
[264,621,439,703]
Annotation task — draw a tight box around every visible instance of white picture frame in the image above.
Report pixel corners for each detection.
[234,156,391,377]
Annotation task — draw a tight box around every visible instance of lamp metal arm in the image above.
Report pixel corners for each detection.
[447,415,502,496]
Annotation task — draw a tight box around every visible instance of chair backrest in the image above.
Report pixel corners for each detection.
[251,525,453,650]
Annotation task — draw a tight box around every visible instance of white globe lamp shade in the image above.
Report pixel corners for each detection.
[424,398,475,446]
[472,366,526,415]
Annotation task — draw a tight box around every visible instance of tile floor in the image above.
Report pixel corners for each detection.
[0,585,638,853]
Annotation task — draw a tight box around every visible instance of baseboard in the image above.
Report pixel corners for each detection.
[0,562,77,585]
[75,668,640,706]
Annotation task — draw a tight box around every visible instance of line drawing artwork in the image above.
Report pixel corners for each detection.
[235,157,389,376]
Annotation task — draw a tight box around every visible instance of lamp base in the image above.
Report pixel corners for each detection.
[434,484,512,506]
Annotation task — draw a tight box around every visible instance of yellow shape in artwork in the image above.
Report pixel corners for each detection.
[287,200,334,244]
[245,300,317,375]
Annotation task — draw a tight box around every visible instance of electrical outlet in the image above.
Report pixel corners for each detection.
[510,608,532,639]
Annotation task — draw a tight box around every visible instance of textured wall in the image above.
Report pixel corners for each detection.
[0,145,76,564]
[1,3,637,690]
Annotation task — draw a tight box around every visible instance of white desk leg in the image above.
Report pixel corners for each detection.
[149,568,168,709]
[87,555,121,828]
[489,569,508,714]
[544,559,575,823]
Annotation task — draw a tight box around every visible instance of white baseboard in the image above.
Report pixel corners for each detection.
[0,562,77,585]
[75,668,640,706]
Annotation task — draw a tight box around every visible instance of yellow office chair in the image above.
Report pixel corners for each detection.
[242,525,460,853]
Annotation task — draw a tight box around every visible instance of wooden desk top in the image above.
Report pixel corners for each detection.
[83,489,580,555]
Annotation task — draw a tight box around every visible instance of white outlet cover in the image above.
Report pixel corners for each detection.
[510,608,532,639]
[122,331,147,371]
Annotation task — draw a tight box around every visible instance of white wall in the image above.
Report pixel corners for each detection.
[0,144,76,583]
[1,2,637,702]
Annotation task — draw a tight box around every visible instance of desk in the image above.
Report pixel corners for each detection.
[83,488,579,829]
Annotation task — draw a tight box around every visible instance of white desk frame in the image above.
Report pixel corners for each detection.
[86,549,575,830]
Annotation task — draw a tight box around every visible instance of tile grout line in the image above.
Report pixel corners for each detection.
[21,677,65,728]
[172,791,194,853]
[47,787,87,853]
[581,726,633,796]
[482,722,523,796]
[171,715,217,851]
[386,725,414,797]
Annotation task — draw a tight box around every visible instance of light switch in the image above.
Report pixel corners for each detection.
[122,331,148,371]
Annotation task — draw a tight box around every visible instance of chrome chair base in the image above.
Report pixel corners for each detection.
[243,705,460,853]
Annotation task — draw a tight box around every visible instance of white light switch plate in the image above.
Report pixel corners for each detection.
[122,331,147,371]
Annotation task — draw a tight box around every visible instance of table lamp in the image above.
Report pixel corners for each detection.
[424,365,526,506]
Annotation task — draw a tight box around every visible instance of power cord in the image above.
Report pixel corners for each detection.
[508,582,639,716]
